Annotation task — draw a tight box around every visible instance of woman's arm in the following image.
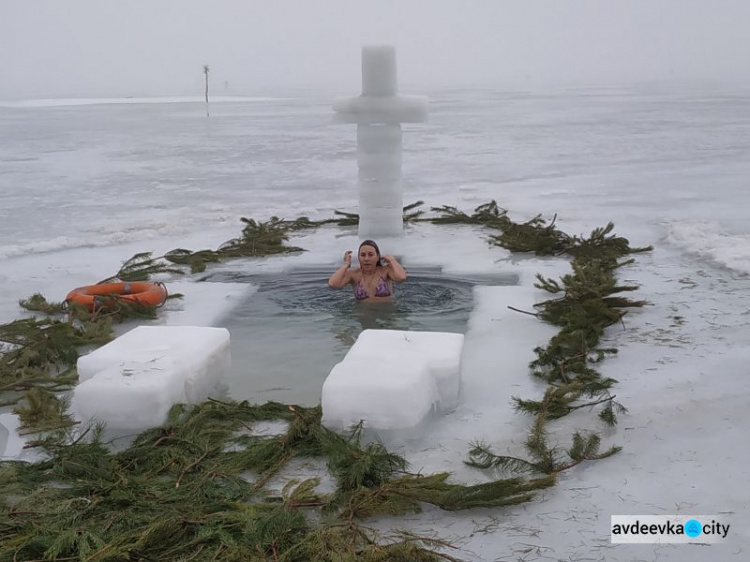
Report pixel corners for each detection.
[383,255,407,282]
[329,251,353,288]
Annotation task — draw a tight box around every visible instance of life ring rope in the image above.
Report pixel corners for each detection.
[153,281,168,308]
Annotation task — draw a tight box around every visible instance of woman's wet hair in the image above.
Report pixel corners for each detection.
[359,240,383,266]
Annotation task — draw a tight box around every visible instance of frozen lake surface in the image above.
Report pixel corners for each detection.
[1,86,749,560]
[2,87,750,261]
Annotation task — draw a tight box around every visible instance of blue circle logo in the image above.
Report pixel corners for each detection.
[685,519,702,537]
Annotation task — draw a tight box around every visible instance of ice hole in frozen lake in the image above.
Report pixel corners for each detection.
[204,266,520,405]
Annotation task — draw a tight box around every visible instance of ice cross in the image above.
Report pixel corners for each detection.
[333,46,428,238]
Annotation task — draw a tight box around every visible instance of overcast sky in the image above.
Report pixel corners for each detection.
[3,0,750,99]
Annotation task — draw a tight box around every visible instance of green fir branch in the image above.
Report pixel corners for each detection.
[99,252,184,284]
[18,294,67,315]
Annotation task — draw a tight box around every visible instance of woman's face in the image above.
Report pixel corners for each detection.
[358,245,379,269]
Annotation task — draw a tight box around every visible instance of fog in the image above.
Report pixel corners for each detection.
[3,0,750,99]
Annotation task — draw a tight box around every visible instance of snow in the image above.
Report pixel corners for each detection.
[73,326,230,430]
[321,329,463,431]
[666,220,750,276]
[1,86,749,558]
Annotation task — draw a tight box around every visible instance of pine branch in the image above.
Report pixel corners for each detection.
[18,294,67,315]
[507,305,540,317]
[98,252,184,284]
[322,422,408,491]
[403,200,425,213]
[465,441,543,474]
[556,431,622,471]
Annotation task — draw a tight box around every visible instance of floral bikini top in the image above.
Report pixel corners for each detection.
[354,275,392,300]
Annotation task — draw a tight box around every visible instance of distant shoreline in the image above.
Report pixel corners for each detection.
[0,96,293,109]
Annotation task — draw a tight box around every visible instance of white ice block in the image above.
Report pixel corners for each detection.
[358,213,404,239]
[333,95,429,125]
[347,330,464,409]
[322,357,438,430]
[362,45,397,97]
[359,192,404,211]
[0,419,7,456]
[73,359,186,429]
[73,326,230,429]
[357,123,403,149]
[357,151,403,175]
[358,190,403,210]
[321,329,464,431]
[0,413,32,460]
[361,202,405,215]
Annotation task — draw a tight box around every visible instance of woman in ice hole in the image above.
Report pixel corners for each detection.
[328,240,406,302]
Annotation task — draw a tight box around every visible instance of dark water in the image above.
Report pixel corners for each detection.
[207,267,518,405]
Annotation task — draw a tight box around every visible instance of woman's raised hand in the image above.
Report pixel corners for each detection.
[383,254,396,266]
[344,250,352,266]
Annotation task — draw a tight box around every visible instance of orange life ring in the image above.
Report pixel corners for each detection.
[66,282,168,312]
